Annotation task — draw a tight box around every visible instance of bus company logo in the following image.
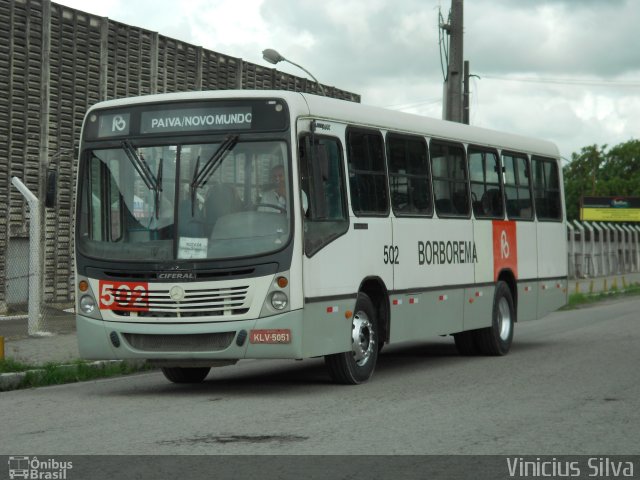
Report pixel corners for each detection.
[157,272,196,280]
[111,115,127,132]
[500,230,510,259]
[8,456,73,479]
[492,220,518,281]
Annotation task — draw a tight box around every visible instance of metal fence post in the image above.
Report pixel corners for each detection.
[583,222,595,277]
[621,225,632,272]
[567,223,575,279]
[634,226,640,272]
[633,226,640,272]
[11,177,50,336]
[573,220,585,278]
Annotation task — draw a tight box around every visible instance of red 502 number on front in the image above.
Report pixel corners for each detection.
[98,280,149,311]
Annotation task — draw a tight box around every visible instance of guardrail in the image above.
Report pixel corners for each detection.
[567,221,640,279]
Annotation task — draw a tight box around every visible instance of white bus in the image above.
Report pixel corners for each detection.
[73,90,567,385]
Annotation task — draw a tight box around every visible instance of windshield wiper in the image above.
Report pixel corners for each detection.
[121,140,159,192]
[190,135,238,215]
[121,140,163,219]
[190,156,200,216]
[154,158,163,219]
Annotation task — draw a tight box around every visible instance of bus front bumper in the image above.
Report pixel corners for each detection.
[76,311,306,362]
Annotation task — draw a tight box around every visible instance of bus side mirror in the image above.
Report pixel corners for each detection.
[45,168,57,209]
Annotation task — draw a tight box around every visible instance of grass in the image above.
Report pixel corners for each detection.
[562,283,640,310]
[0,358,154,391]
[0,358,34,374]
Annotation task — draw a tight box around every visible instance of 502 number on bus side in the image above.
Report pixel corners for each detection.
[383,245,400,265]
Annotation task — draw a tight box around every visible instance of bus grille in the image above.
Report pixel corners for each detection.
[112,285,251,318]
[122,332,236,352]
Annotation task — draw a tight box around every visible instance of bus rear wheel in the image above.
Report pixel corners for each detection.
[475,281,514,356]
[325,292,379,385]
[161,367,211,384]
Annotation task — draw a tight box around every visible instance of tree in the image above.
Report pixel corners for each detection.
[563,145,604,222]
[562,140,640,222]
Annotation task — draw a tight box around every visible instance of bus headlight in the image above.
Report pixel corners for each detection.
[260,271,291,316]
[270,291,288,310]
[80,295,96,314]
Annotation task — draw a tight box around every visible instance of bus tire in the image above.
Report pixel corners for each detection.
[325,292,379,385]
[453,330,479,355]
[161,367,211,384]
[476,281,514,356]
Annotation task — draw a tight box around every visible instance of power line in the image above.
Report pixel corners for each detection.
[480,74,640,88]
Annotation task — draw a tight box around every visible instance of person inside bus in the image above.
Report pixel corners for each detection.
[258,165,287,212]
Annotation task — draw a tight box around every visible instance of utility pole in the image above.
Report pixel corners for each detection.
[442,0,464,123]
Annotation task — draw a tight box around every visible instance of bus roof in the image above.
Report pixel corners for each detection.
[87,90,560,158]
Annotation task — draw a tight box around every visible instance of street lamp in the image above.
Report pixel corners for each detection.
[262,48,326,96]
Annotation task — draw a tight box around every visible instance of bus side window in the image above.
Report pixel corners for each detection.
[300,134,349,257]
[468,147,504,219]
[346,128,388,216]
[502,152,533,220]
[386,133,432,216]
[430,140,469,217]
[532,156,562,221]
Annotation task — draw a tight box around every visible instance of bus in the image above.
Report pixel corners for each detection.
[73,90,567,385]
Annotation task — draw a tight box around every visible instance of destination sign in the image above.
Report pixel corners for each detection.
[141,107,252,134]
[85,99,289,140]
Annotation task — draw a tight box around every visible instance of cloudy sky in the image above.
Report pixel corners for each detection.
[54,0,640,160]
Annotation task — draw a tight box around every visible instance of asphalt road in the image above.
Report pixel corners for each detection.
[2,297,639,456]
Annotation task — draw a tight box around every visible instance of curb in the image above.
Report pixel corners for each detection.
[570,277,640,295]
[0,360,141,392]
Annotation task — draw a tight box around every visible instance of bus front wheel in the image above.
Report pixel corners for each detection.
[161,367,211,384]
[325,292,379,385]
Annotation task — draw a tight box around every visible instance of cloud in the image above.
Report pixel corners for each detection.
[51,0,640,157]
[467,0,640,76]
[260,0,442,86]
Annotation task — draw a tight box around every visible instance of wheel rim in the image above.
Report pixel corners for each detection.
[497,297,512,341]
[351,310,375,367]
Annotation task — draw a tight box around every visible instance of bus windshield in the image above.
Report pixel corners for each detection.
[77,139,291,261]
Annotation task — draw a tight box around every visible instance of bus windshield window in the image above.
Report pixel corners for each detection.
[77,140,290,261]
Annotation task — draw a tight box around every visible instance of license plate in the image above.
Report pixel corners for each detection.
[250,329,291,344]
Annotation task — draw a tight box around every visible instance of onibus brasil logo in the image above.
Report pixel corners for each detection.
[8,456,72,479]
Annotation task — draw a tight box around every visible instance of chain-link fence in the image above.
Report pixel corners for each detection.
[2,178,75,339]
